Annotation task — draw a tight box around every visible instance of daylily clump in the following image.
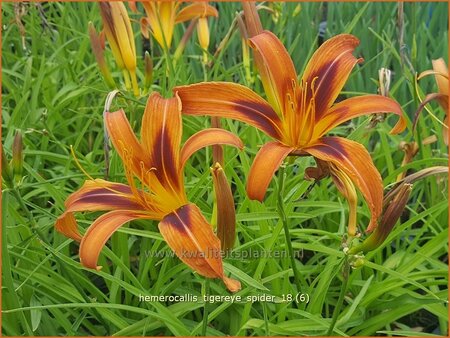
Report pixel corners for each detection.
[55,92,243,292]
[175,30,406,235]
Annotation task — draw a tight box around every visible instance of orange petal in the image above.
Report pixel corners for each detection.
[180,128,243,170]
[302,34,361,119]
[79,210,151,270]
[140,17,150,40]
[99,3,125,69]
[430,59,449,112]
[303,137,383,232]
[316,95,406,137]
[329,165,358,236]
[211,163,236,252]
[432,58,449,96]
[141,92,183,193]
[159,1,177,48]
[248,30,298,118]
[175,82,284,139]
[158,203,241,292]
[55,212,82,242]
[176,3,218,22]
[104,109,150,179]
[110,1,136,71]
[247,141,294,201]
[64,179,143,213]
[128,1,138,13]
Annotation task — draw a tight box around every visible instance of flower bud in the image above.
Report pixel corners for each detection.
[174,19,197,61]
[378,68,392,97]
[211,163,236,252]
[197,17,209,51]
[1,146,13,187]
[99,2,139,96]
[197,17,210,63]
[293,4,302,17]
[236,14,252,84]
[144,51,153,90]
[12,130,23,184]
[211,117,224,165]
[349,183,412,254]
[88,22,116,89]
[242,1,263,38]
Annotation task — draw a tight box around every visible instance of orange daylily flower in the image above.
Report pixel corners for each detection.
[55,92,242,292]
[175,31,406,233]
[414,58,449,145]
[140,1,218,51]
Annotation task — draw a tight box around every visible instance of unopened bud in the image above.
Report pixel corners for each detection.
[1,147,13,187]
[349,183,412,254]
[293,4,302,17]
[174,19,197,61]
[349,254,365,269]
[378,68,392,97]
[88,22,116,89]
[144,51,153,90]
[99,2,138,96]
[242,1,263,38]
[236,14,252,84]
[211,163,236,252]
[12,130,23,184]
[268,2,281,24]
[211,118,224,165]
[197,17,210,51]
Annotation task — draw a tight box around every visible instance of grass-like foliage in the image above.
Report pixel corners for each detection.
[2,1,448,336]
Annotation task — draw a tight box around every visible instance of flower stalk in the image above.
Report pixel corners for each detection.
[326,257,350,335]
[276,163,303,292]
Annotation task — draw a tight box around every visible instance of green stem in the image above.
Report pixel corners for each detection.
[326,257,350,336]
[12,188,37,227]
[277,164,303,293]
[201,279,210,336]
[262,301,270,336]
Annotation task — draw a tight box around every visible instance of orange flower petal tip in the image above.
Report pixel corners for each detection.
[55,212,82,242]
[223,276,241,293]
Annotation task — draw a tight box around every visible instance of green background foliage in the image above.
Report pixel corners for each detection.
[2,1,448,336]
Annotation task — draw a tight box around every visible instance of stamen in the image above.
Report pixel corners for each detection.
[310,76,319,96]
[70,145,95,181]
[291,78,297,91]
[70,145,135,198]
